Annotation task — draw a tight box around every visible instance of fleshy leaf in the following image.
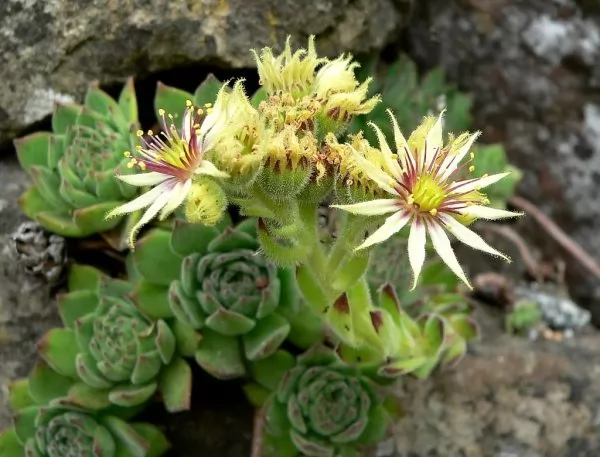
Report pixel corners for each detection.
[129,423,171,457]
[134,229,182,286]
[35,211,86,237]
[103,416,150,457]
[28,165,69,210]
[18,187,55,222]
[8,379,35,411]
[14,132,51,172]
[332,254,370,293]
[0,428,24,457]
[119,77,139,124]
[73,201,123,234]
[169,218,220,257]
[193,74,223,106]
[249,350,296,391]
[13,406,39,444]
[53,103,83,135]
[251,87,268,108]
[57,290,99,328]
[170,321,202,357]
[243,313,290,361]
[67,383,111,410]
[154,82,194,123]
[28,361,73,404]
[36,328,79,379]
[130,280,172,319]
[204,307,257,336]
[108,383,157,407]
[242,382,272,408]
[296,265,329,314]
[195,330,245,380]
[158,357,192,412]
[68,264,106,292]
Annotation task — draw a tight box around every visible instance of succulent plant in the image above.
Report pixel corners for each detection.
[37,264,192,412]
[261,346,391,457]
[127,216,300,380]
[338,285,478,379]
[0,360,169,457]
[15,79,140,245]
[348,55,472,145]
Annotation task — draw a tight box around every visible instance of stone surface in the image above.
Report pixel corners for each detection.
[0,0,411,145]
[406,0,600,308]
[0,156,61,430]
[390,306,600,457]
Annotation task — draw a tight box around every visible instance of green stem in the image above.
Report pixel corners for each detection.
[327,215,370,273]
[299,203,332,296]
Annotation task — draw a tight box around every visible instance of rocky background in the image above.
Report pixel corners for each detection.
[2,0,600,456]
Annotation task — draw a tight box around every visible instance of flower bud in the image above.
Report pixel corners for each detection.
[331,132,388,204]
[256,127,316,200]
[250,35,325,97]
[184,178,228,226]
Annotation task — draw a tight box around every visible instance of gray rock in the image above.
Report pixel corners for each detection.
[0,156,61,430]
[406,0,600,307]
[390,306,600,457]
[514,283,592,330]
[0,0,410,146]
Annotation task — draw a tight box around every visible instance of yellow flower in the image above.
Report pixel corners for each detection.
[331,109,523,289]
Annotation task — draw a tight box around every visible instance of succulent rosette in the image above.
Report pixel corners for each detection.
[15,80,141,246]
[37,264,191,413]
[262,346,390,457]
[0,361,169,457]
[127,217,299,380]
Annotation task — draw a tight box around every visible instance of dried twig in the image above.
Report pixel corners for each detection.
[480,223,541,280]
[510,196,600,282]
[250,408,265,457]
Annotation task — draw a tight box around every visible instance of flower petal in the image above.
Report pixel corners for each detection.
[387,109,410,154]
[159,179,192,220]
[195,160,230,178]
[351,148,398,195]
[105,181,173,219]
[181,107,193,142]
[426,219,471,289]
[369,121,403,179]
[426,110,445,151]
[439,213,510,261]
[331,199,400,216]
[128,189,173,249]
[116,172,170,187]
[355,211,411,250]
[424,110,445,168]
[459,205,523,220]
[448,172,511,194]
[408,219,427,290]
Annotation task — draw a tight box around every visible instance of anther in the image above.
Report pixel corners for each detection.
[186,100,193,107]
[158,109,166,116]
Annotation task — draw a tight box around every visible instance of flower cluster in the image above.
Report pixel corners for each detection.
[107,36,520,288]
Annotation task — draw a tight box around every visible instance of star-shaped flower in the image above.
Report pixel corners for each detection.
[106,90,231,247]
[332,110,522,288]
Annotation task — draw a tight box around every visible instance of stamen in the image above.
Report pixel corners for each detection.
[186,100,193,107]
[136,130,144,137]
[158,109,166,116]
[123,151,131,158]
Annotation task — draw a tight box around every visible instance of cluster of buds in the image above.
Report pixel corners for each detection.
[111,34,521,333]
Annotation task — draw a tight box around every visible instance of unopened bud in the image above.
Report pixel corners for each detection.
[184,179,228,226]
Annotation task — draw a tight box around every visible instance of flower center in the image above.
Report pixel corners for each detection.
[409,176,446,212]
